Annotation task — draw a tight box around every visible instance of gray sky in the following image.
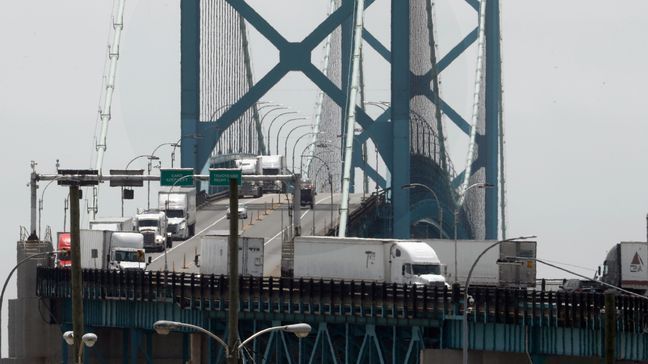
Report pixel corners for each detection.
[0,1,647,352]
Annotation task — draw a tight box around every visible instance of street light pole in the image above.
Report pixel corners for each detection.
[291,132,322,173]
[266,111,298,155]
[122,154,158,217]
[38,178,59,238]
[462,235,536,364]
[401,183,444,238]
[275,117,307,155]
[453,183,493,283]
[0,250,58,358]
[227,177,239,364]
[153,320,311,362]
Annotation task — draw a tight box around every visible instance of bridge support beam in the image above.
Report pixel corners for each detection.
[390,0,411,239]
[180,0,200,172]
[484,0,501,239]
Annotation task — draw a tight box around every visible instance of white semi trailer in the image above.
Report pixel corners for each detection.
[199,232,264,276]
[158,187,196,240]
[89,217,133,232]
[79,230,146,270]
[293,236,448,287]
[423,239,537,288]
[599,241,648,294]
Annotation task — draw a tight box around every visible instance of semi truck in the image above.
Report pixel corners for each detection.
[78,229,146,270]
[423,239,537,288]
[198,231,264,276]
[257,155,286,193]
[293,236,448,287]
[133,210,169,251]
[89,217,133,232]
[235,158,263,198]
[599,241,648,294]
[158,187,196,240]
[300,181,316,208]
[56,232,71,267]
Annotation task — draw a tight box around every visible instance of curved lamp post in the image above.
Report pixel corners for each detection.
[291,132,324,174]
[63,331,98,364]
[275,117,307,155]
[299,140,335,176]
[122,154,159,216]
[170,134,205,168]
[401,183,445,239]
[38,178,60,238]
[284,125,313,170]
[310,155,334,229]
[453,183,493,282]
[462,235,536,364]
[153,320,311,363]
[0,250,59,358]
[266,111,298,155]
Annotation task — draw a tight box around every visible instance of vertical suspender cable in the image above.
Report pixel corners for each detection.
[95,0,126,173]
[305,0,336,180]
[457,0,487,207]
[338,0,365,237]
[498,4,507,239]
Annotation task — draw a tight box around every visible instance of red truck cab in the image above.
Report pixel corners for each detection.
[57,232,71,268]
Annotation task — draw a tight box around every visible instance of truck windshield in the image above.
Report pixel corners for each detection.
[138,219,158,227]
[113,251,144,263]
[262,168,279,175]
[412,264,441,275]
[58,250,71,261]
[165,209,184,218]
[301,190,312,199]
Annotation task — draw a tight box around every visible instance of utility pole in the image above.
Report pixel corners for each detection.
[604,293,616,364]
[227,178,239,364]
[69,185,84,362]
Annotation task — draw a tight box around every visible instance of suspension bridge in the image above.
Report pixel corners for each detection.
[8,0,647,363]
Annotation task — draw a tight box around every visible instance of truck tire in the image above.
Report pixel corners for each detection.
[189,223,196,237]
[166,239,173,249]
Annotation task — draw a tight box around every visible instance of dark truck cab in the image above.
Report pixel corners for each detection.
[300,183,316,208]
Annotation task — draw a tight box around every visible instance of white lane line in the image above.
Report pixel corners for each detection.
[151,195,268,263]
[264,195,332,246]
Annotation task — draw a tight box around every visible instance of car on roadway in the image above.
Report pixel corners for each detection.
[559,279,604,293]
[226,205,248,219]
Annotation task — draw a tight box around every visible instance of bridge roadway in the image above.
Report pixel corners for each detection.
[146,192,365,275]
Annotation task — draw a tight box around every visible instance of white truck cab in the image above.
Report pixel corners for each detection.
[389,242,448,286]
[133,210,168,252]
[109,232,146,270]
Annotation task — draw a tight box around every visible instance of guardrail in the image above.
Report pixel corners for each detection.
[35,268,648,332]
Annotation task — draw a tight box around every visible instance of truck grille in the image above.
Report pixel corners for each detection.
[143,232,155,246]
[167,225,177,234]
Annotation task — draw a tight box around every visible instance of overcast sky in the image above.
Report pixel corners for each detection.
[0,1,647,352]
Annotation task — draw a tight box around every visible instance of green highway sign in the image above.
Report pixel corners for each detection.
[209,169,242,186]
[160,169,194,187]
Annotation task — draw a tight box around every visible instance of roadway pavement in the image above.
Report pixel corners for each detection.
[146,192,365,275]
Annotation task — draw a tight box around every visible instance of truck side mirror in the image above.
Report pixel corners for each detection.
[402,266,405,276]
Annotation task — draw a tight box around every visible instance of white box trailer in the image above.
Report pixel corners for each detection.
[89,217,133,232]
[423,239,537,287]
[80,229,111,269]
[600,241,648,293]
[294,236,448,286]
[199,233,264,276]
